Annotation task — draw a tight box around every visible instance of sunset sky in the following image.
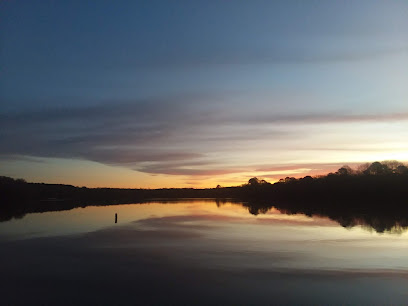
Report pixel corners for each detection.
[1,1,407,188]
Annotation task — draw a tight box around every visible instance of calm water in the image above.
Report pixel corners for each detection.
[1,199,408,305]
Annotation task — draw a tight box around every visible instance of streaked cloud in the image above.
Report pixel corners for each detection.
[1,96,407,182]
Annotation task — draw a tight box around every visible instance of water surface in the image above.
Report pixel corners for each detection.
[1,200,408,305]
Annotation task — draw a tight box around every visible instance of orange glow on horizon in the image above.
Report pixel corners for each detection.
[3,155,408,189]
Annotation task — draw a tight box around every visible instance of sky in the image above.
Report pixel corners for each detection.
[1,0,408,188]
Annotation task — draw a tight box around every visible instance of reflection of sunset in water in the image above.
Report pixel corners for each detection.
[2,200,408,239]
[0,200,338,239]
[2,200,408,304]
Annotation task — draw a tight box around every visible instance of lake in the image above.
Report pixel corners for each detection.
[1,199,408,305]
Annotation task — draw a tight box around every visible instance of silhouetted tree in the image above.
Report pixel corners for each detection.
[356,163,371,174]
[336,165,353,176]
[396,165,408,175]
[382,160,404,172]
[364,161,391,175]
[248,177,260,185]
[300,176,313,182]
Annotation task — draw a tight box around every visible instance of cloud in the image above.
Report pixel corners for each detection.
[1,95,408,177]
[255,162,356,173]
[234,112,408,125]
[138,165,246,176]
[191,45,408,67]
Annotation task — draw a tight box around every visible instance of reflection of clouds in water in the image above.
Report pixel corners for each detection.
[3,198,408,235]
[70,213,408,270]
[2,205,408,305]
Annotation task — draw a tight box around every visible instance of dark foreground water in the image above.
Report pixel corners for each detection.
[1,199,408,305]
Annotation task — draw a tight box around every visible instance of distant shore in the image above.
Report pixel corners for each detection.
[2,161,408,232]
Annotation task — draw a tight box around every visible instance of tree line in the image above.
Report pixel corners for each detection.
[1,160,407,225]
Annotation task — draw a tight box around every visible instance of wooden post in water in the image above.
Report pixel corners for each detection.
[115,213,117,224]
